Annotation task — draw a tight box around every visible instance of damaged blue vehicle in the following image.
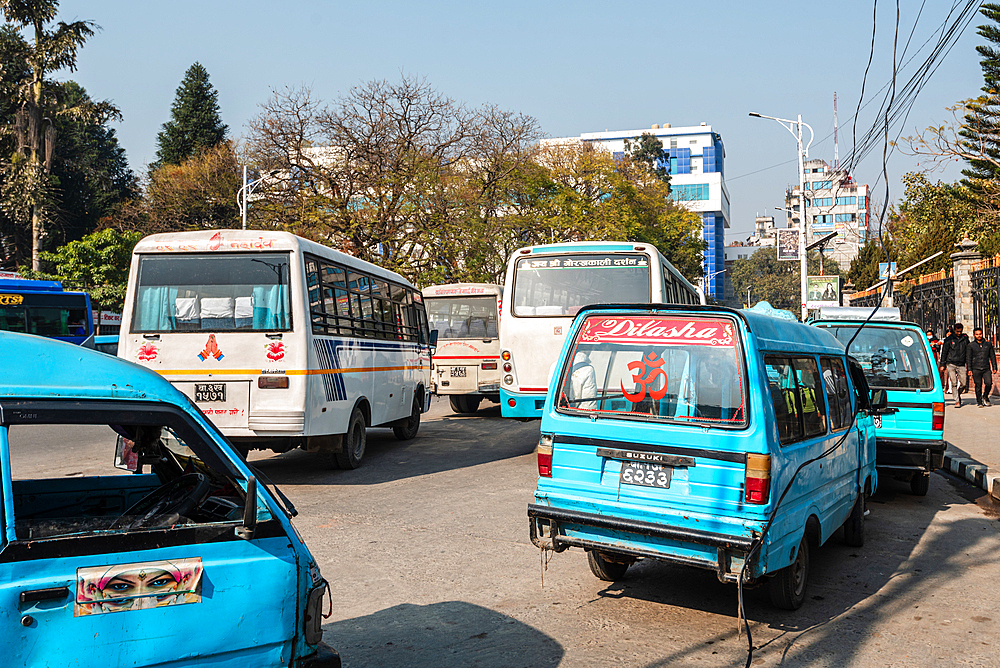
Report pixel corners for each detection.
[0,331,339,667]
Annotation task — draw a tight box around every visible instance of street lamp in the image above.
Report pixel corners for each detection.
[750,111,814,321]
[237,166,280,231]
[700,268,726,301]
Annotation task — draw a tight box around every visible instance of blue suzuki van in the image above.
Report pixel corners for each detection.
[812,307,946,496]
[0,332,339,667]
[528,304,881,609]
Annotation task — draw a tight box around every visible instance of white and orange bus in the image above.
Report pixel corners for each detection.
[119,230,432,468]
[423,283,503,413]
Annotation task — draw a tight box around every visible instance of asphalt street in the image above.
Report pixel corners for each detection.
[10,397,1000,667]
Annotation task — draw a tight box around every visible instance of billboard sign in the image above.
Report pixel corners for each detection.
[777,228,800,261]
[807,276,840,309]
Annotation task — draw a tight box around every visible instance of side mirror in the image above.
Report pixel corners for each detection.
[870,389,888,412]
[236,476,257,540]
[114,435,140,472]
[428,329,439,348]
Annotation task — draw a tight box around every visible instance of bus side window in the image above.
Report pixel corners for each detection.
[765,356,802,445]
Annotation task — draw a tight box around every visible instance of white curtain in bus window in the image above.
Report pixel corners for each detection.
[512,254,650,316]
[556,315,746,427]
[133,253,291,332]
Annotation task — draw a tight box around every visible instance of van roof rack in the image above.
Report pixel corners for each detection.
[816,306,901,322]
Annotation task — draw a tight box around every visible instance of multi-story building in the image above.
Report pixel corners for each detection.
[783,159,870,269]
[543,123,730,299]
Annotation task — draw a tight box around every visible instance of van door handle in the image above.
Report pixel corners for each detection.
[20,587,70,604]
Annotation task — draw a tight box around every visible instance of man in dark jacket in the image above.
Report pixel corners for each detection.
[967,327,997,407]
[940,322,970,407]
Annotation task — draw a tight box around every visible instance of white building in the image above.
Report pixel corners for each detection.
[542,123,730,299]
[784,159,870,269]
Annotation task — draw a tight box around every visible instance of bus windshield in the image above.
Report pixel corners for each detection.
[0,292,90,339]
[557,314,747,427]
[820,324,934,390]
[512,254,650,317]
[132,253,291,333]
[426,296,499,339]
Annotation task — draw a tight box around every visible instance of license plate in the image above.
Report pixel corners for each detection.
[450,367,467,377]
[620,462,672,489]
[195,383,226,402]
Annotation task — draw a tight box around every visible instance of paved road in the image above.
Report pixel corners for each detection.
[10,397,1000,667]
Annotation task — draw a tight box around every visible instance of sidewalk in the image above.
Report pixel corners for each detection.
[941,396,1000,501]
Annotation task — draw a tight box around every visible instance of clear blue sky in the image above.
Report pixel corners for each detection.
[54,0,984,241]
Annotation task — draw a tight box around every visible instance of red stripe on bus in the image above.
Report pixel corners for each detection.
[433,355,501,360]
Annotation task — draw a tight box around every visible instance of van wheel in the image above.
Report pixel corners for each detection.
[449,395,482,414]
[843,491,865,547]
[910,472,930,496]
[587,550,630,581]
[392,398,421,441]
[769,535,809,610]
[336,407,367,469]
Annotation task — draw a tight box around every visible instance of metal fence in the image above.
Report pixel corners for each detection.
[896,276,954,338]
[848,288,883,308]
[972,257,1000,343]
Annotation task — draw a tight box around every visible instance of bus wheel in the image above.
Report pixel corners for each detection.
[842,491,865,547]
[393,398,421,441]
[769,535,809,610]
[336,407,367,469]
[449,395,481,414]
[587,550,630,581]
[910,472,930,496]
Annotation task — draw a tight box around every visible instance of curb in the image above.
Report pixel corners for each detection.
[943,448,1000,501]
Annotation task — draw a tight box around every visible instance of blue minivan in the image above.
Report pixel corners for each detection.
[812,307,946,496]
[0,332,339,667]
[528,304,882,609]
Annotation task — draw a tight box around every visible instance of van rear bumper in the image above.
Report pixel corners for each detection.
[875,438,945,473]
[527,503,756,583]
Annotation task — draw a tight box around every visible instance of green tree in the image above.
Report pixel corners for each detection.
[0,0,111,270]
[20,228,141,311]
[729,247,839,314]
[153,62,227,168]
[892,172,975,271]
[847,237,898,292]
[623,132,670,185]
[961,3,1000,184]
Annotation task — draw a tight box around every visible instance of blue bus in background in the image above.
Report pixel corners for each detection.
[0,277,95,347]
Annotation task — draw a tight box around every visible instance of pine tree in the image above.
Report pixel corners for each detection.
[960,3,1000,183]
[153,63,227,168]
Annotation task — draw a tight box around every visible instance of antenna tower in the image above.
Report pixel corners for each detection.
[833,92,839,171]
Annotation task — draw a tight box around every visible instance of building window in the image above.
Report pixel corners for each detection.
[858,196,866,208]
[670,139,677,149]
[671,183,711,201]
[811,197,834,207]
[835,196,856,206]
[835,213,857,223]
[807,180,833,190]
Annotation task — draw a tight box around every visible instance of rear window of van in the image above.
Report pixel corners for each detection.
[818,324,935,390]
[556,314,748,427]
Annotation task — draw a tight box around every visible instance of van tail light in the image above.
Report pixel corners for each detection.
[482,361,497,370]
[537,434,553,477]
[258,376,289,389]
[745,453,771,504]
[932,402,944,430]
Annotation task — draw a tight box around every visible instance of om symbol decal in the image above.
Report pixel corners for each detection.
[621,351,668,402]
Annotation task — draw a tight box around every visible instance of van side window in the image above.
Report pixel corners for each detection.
[821,357,852,431]
[793,357,828,437]
[765,356,802,444]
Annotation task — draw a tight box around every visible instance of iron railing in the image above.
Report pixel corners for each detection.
[972,260,1000,343]
[896,277,954,338]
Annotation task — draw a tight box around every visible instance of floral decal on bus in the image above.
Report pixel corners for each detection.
[265,341,285,361]
[137,342,158,362]
[75,558,203,616]
[197,334,224,361]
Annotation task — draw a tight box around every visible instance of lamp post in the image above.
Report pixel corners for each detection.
[237,166,279,231]
[750,112,814,320]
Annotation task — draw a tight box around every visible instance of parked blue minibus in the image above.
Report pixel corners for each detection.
[812,307,946,496]
[0,331,340,667]
[0,277,94,347]
[528,303,883,609]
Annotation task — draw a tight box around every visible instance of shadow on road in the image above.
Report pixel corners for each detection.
[247,400,541,486]
[564,473,1000,667]
[326,601,563,668]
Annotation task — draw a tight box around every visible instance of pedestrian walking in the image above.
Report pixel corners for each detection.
[967,327,997,407]
[940,323,970,407]
[926,329,942,362]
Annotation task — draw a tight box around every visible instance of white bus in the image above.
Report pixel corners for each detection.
[119,230,432,468]
[499,241,704,419]
[423,283,503,413]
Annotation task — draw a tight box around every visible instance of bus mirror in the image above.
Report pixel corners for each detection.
[428,329,439,348]
[237,476,258,540]
[114,435,140,472]
[870,389,888,412]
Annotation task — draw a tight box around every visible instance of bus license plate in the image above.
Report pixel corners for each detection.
[620,462,671,489]
[450,367,467,377]
[195,383,226,403]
